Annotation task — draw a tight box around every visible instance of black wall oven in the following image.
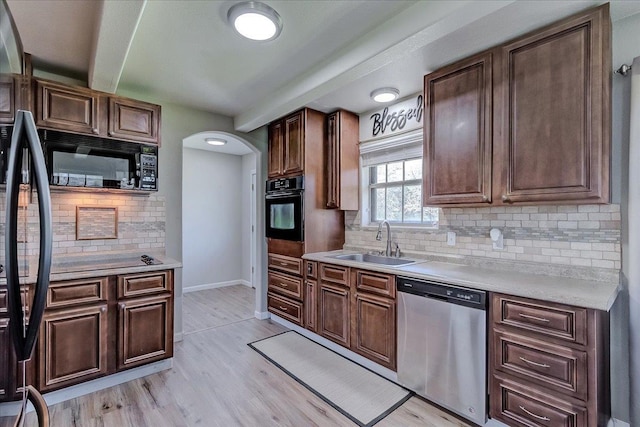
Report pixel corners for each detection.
[265,176,304,241]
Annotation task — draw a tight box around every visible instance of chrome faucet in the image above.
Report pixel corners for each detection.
[376,220,393,257]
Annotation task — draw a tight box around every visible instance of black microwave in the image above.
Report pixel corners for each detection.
[40,129,158,191]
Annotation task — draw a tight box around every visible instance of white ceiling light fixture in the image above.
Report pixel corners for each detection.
[228,2,283,42]
[205,138,227,146]
[370,87,400,103]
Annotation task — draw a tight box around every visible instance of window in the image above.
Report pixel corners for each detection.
[360,128,438,227]
[368,158,438,226]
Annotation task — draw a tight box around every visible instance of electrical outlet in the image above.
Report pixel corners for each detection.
[447,231,456,246]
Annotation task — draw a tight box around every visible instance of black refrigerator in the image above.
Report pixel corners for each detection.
[4,109,52,425]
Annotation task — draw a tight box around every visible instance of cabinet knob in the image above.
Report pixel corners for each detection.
[108,131,113,137]
[118,303,126,310]
[501,194,511,203]
[482,195,489,202]
[92,128,99,135]
[101,306,107,313]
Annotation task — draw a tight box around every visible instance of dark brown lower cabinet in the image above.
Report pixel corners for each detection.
[318,282,350,347]
[38,304,108,391]
[0,318,12,399]
[117,294,173,370]
[351,293,396,370]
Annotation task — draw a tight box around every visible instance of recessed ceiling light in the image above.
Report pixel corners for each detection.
[206,138,227,146]
[228,2,282,41]
[370,87,400,103]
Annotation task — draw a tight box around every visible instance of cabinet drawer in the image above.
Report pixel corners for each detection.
[305,261,317,279]
[268,271,303,300]
[354,270,395,298]
[268,292,303,326]
[319,264,349,286]
[493,294,587,345]
[494,329,587,401]
[0,287,28,316]
[491,374,587,427]
[118,271,172,298]
[46,277,108,309]
[268,254,303,276]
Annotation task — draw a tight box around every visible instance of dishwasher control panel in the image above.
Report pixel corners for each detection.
[397,277,486,308]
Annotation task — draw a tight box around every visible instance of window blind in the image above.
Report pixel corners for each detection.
[360,129,423,167]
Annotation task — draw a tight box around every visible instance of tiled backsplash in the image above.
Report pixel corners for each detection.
[345,204,621,281]
[0,191,165,260]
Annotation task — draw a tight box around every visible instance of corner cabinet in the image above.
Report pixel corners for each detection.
[489,293,608,427]
[423,51,493,206]
[422,4,611,206]
[326,110,359,210]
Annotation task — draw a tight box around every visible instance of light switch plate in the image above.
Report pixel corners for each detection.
[447,231,456,246]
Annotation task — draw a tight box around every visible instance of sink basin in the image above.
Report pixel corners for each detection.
[329,253,416,267]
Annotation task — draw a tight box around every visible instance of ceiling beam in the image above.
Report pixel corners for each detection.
[233,0,517,132]
[88,0,146,93]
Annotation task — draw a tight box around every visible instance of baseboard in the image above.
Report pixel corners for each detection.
[174,331,184,342]
[269,314,397,382]
[254,310,270,320]
[0,359,173,417]
[239,280,253,287]
[182,279,249,294]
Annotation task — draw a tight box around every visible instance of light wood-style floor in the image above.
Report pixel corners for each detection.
[1,285,471,427]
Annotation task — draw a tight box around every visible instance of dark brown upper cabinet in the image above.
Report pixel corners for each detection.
[494,4,610,204]
[268,109,305,178]
[0,76,16,124]
[423,51,493,206]
[36,79,100,135]
[326,110,359,210]
[422,4,610,206]
[108,97,160,145]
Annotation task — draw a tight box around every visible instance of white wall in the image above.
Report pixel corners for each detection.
[613,11,640,425]
[181,148,244,289]
[241,153,257,285]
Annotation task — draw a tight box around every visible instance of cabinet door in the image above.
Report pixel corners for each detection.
[318,282,350,347]
[423,51,493,205]
[38,304,109,391]
[0,76,16,124]
[351,293,396,370]
[0,319,12,400]
[283,110,304,175]
[36,80,100,135]
[494,5,610,204]
[268,120,284,178]
[326,110,360,210]
[108,97,160,144]
[304,279,317,332]
[326,112,339,208]
[117,294,173,370]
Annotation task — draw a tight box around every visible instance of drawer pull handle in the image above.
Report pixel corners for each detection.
[280,262,288,266]
[519,357,550,368]
[278,306,288,312]
[279,283,287,288]
[519,405,551,422]
[518,313,550,323]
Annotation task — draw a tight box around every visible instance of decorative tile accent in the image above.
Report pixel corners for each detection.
[76,206,118,240]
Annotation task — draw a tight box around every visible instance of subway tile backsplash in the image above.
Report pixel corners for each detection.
[0,191,165,261]
[345,204,621,282]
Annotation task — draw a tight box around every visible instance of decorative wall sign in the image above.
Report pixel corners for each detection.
[360,93,424,142]
[76,206,118,240]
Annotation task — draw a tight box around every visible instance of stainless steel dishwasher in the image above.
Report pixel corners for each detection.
[397,276,487,425]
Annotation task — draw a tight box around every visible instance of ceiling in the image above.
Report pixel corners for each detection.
[6,0,640,133]
[183,131,254,156]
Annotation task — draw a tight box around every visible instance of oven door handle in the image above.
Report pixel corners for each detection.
[266,191,302,199]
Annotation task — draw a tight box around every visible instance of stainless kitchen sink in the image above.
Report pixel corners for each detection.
[329,253,416,267]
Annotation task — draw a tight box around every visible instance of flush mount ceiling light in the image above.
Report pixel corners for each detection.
[205,138,227,146]
[370,87,400,103]
[228,2,283,41]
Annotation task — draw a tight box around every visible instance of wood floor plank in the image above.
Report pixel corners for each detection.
[1,286,472,427]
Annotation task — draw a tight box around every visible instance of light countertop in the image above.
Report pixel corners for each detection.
[303,250,620,311]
